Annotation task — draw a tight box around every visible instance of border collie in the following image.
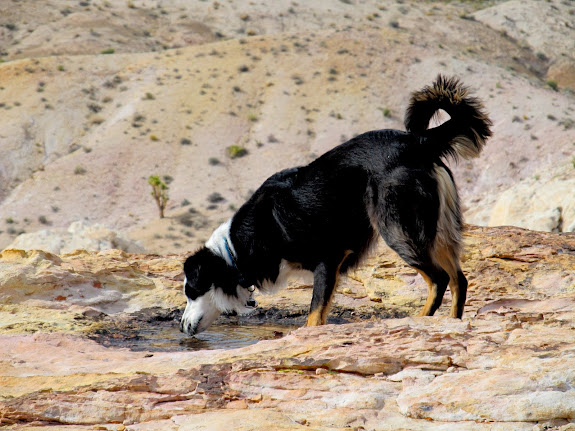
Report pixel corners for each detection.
[180,75,492,336]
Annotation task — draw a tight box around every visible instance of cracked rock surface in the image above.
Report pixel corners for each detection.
[1,226,574,430]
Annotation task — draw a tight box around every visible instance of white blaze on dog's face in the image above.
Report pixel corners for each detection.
[180,277,222,336]
[180,247,257,336]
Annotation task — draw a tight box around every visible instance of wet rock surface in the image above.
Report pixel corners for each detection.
[1,226,574,430]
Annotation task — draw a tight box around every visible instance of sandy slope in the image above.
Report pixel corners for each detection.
[0,0,574,253]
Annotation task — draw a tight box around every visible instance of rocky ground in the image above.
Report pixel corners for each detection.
[1,225,574,430]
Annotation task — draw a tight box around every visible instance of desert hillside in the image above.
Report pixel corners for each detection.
[1,0,574,253]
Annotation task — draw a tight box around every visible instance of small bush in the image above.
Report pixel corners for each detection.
[74,166,87,175]
[101,48,115,54]
[208,157,221,166]
[292,75,304,85]
[207,192,225,204]
[547,80,559,91]
[180,138,192,145]
[148,175,169,219]
[379,107,392,118]
[226,145,248,159]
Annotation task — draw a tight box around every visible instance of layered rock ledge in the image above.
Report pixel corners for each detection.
[1,226,574,430]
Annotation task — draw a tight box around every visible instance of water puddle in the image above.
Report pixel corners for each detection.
[142,323,294,352]
[89,316,297,352]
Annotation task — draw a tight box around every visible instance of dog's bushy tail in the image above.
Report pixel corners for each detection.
[404,75,492,161]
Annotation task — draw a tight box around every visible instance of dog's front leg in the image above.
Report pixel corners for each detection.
[306,252,351,326]
[306,261,338,326]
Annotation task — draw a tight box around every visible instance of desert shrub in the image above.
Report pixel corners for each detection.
[292,75,304,85]
[547,80,559,91]
[207,192,225,204]
[226,145,248,159]
[178,208,207,229]
[208,157,221,166]
[379,107,392,118]
[148,175,169,219]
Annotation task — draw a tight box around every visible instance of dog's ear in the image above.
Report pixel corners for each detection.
[183,248,216,300]
[184,247,241,299]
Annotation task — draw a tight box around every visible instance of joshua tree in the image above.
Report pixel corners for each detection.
[148,175,169,219]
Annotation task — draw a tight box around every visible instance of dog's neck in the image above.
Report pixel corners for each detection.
[206,219,249,286]
[205,219,237,266]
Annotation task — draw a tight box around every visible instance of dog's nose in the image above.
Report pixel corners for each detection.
[246,298,258,308]
[180,321,196,336]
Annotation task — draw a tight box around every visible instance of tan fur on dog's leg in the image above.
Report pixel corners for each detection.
[415,268,438,316]
[306,308,324,326]
[306,251,351,326]
[434,246,466,318]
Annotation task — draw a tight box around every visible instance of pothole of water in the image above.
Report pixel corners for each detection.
[89,319,296,352]
[145,323,294,351]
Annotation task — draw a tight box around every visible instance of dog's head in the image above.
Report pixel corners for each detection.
[180,247,257,336]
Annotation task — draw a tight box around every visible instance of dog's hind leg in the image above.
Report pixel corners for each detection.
[434,246,467,318]
[375,208,450,316]
[306,252,351,326]
[380,230,450,317]
[411,262,450,317]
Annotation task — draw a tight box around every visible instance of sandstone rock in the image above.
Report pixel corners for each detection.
[474,0,575,90]
[4,221,145,254]
[1,226,575,430]
[489,176,575,232]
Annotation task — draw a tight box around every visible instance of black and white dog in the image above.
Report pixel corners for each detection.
[181,75,492,336]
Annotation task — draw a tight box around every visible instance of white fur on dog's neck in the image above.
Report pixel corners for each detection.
[204,219,313,294]
[205,219,236,266]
